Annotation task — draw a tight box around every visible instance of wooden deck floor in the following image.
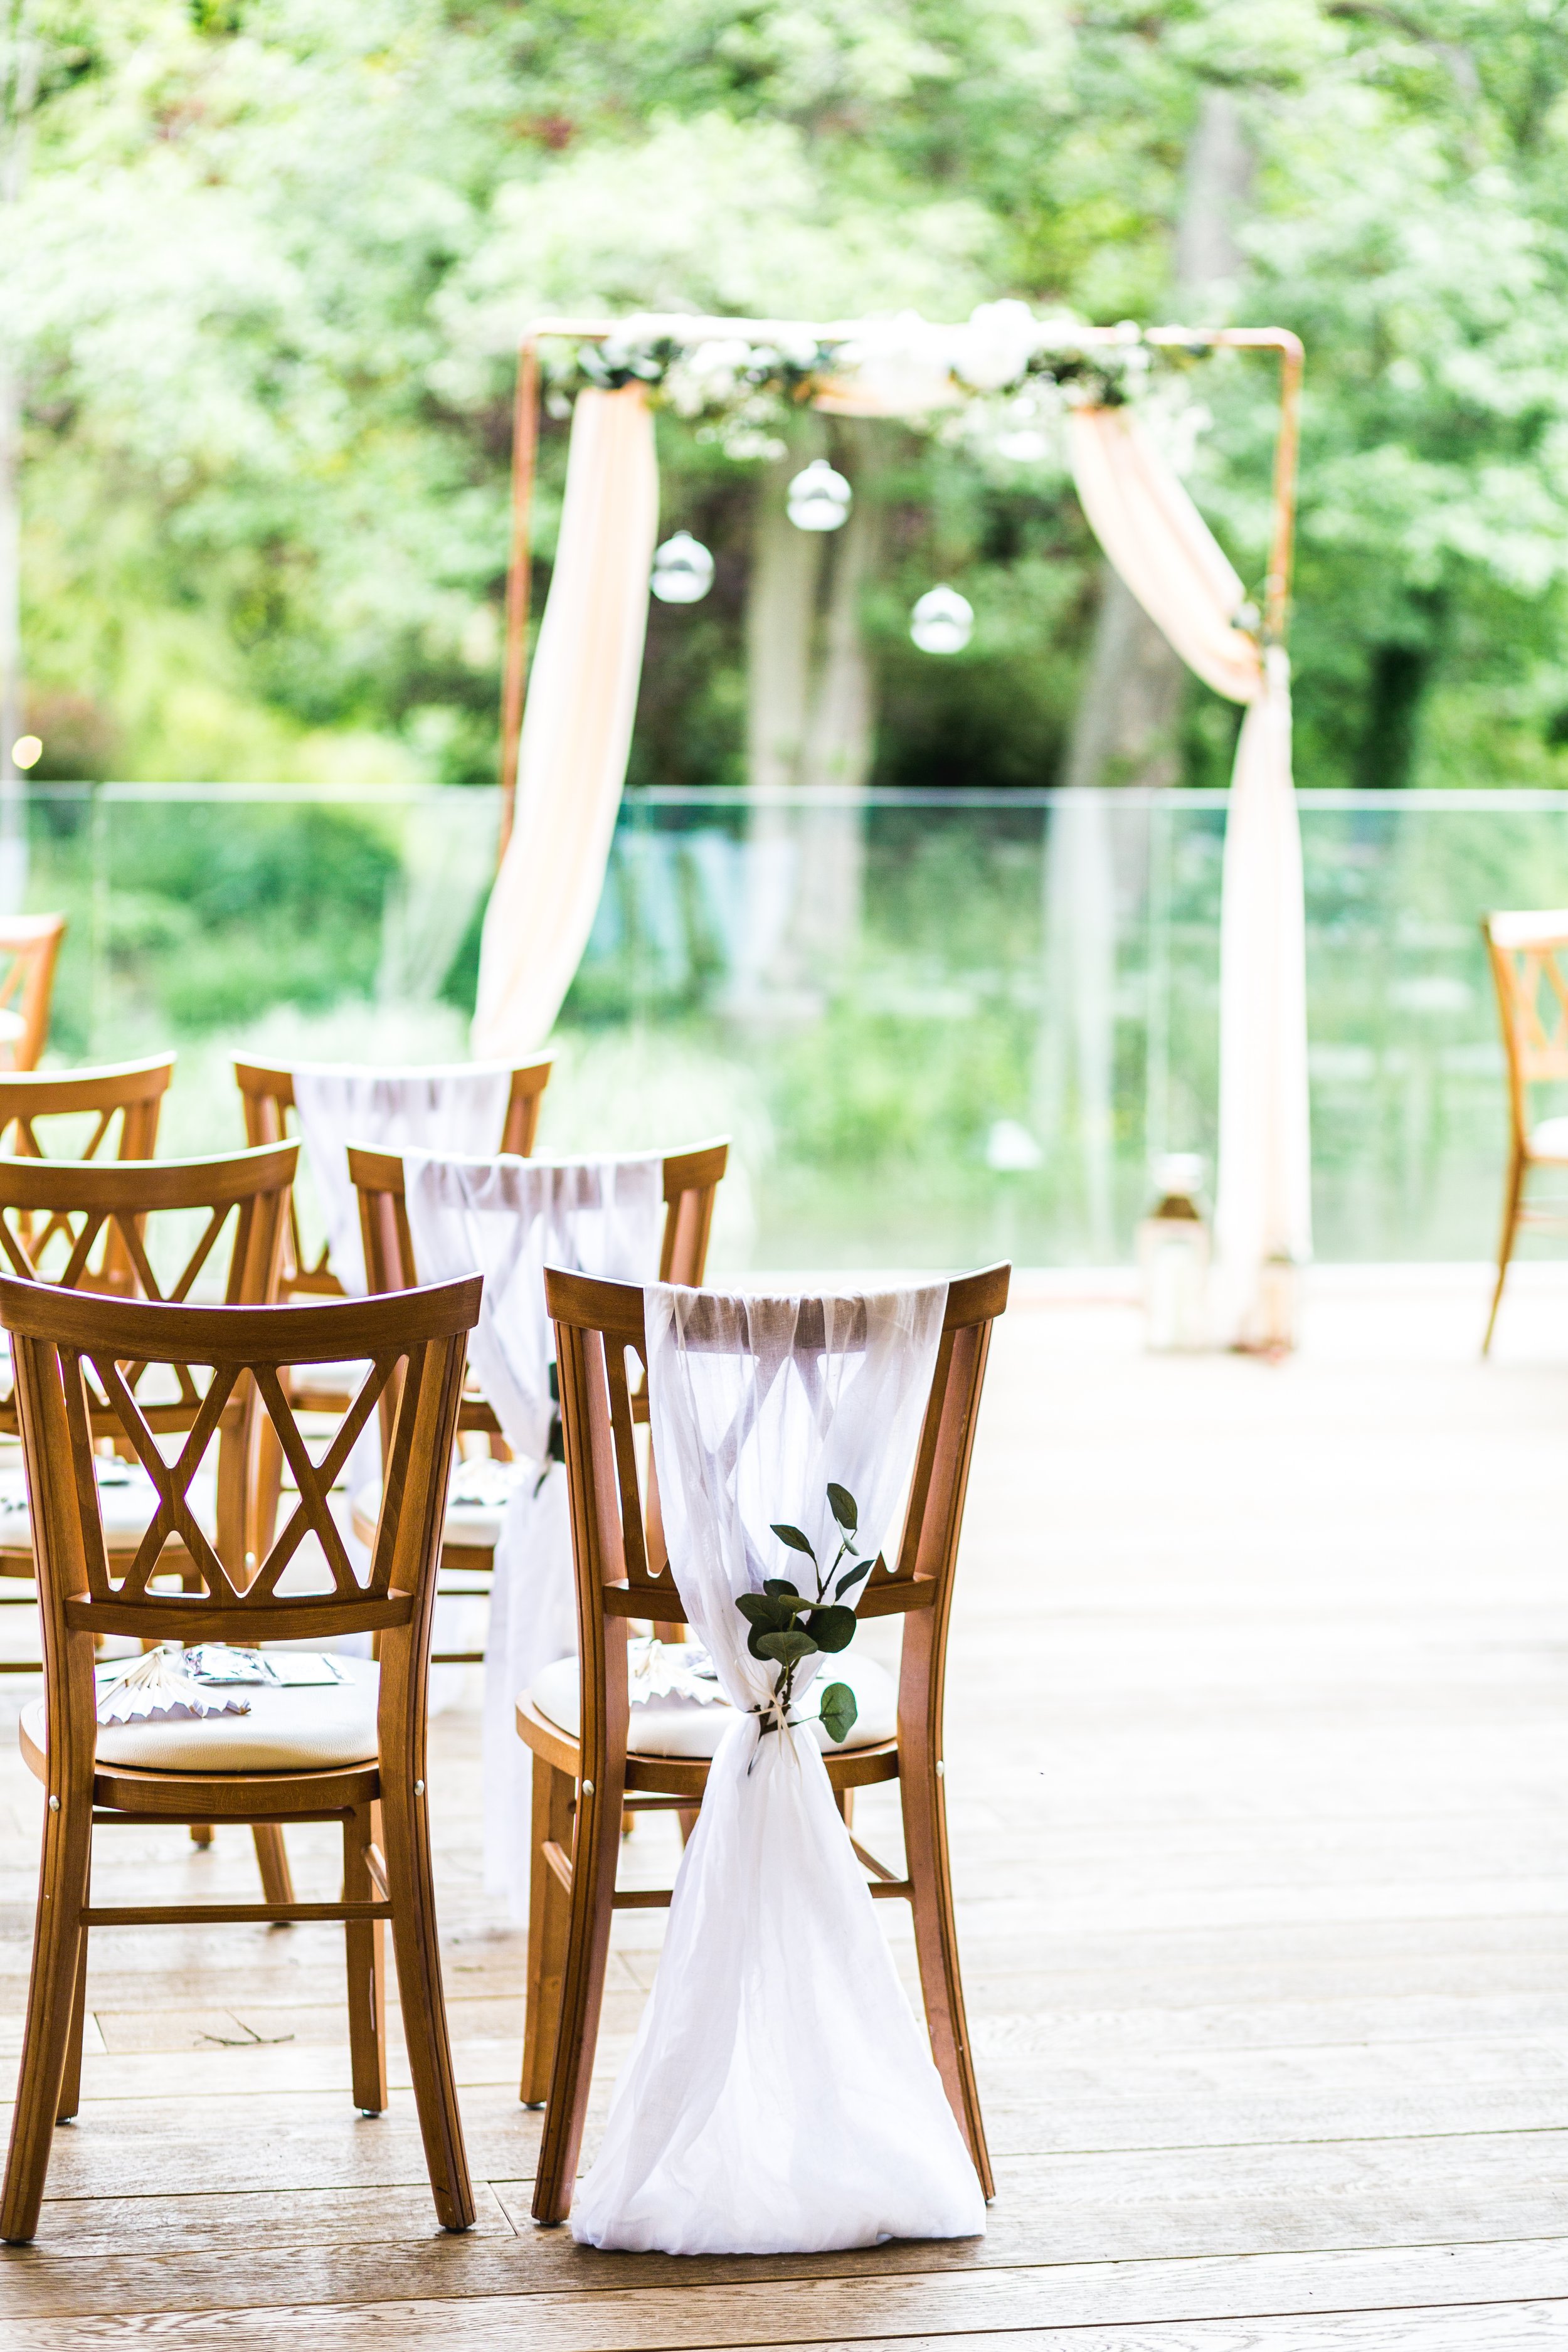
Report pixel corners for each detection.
[4,1268,1568,2346]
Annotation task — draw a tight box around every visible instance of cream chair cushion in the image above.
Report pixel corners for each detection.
[24,1656,380,1774]
[354,1465,514,1555]
[1530,1116,1568,1160]
[529,1644,897,1760]
[0,1459,218,1557]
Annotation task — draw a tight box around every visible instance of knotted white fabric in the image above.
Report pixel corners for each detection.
[1066,404,1311,1343]
[290,1063,512,1295]
[570,1279,985,2256]
[473,384,659,1057]
[403,1149,664,1915]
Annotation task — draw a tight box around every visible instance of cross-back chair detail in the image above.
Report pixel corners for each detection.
[1481,912,1568,1350]
[0,1052,174,1166]
[235,1056,554,1303]
[517,1261,1009,2224]
[346,1140,728,1661]
[0,1276,482,2244]
[0,914,67,1073]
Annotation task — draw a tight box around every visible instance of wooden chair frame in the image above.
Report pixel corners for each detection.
[1482,913,1568,1350]
[0,1052,174,1166]
[518,1261,1009,2225]
[0,1274,482,2243]
[0,1143,302,1902]
[347,1140,728,1664]
[0,914,67,1072]
[235,1056,554,1305]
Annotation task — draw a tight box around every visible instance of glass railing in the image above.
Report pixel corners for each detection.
[16,780,1563,1271]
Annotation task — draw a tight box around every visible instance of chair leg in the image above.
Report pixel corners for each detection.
[1483,1147,1526,1355]
[380,1775,475,2232]
[901,1754,993,2200]
[343,1800,387,2115]
[252,1825,295,1910]
[532,1771,621,2226]
[56,1933,88,2124]
[521,1758,575,2106]
[2,1791,92,2242]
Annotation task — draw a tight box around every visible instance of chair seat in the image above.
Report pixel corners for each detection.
[528,1643,897,1759]
[1530,1116,1568,1160]
[23,1656,379,1774]
[0,1460,217,1567]
[354,1468,517,1557]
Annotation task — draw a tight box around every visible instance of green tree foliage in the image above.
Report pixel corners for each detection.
[8,0,1568,792]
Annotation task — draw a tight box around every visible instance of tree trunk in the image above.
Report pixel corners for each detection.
[793,433,879,979]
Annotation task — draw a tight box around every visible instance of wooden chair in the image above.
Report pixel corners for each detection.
[0,1273,482,2243]
[517,1262,1009,2225]
[0,1143,302,1902]
[0,914,67,1072]
[346,1142,727,1665]
[235,1056,554,1306]
[1481,911,1568,1350]
[0,1050,175,1164]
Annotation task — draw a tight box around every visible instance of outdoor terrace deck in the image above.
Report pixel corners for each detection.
[3,1266,1568,2348]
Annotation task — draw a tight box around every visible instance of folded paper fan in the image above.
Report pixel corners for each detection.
[95,1647,252,1727]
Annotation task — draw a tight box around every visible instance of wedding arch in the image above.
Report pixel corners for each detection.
[472,308,1305,1349]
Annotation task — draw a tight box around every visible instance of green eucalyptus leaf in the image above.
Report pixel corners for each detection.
[817,1682,858,1744]
[762,1578,802,1599]
[826,1482,858,1533]
[805,1603,857,1653]
[770,1522,817,1561]
[755,1628,817,1666]
[835,1559,874,1599]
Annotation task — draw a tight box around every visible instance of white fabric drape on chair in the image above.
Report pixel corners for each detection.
[1066,404,1310,1345]
[571,1280,985,2256]
[472,385,659,1057]
[403,1150,663,1915]
[290,1063,512,1295]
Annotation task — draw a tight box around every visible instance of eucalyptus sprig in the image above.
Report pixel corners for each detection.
[736,1481,874,1746]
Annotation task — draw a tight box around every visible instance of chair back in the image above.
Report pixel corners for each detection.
[0,915,66,1072]
[234,1055,554,1301]
[2,1278,480,1774]
[348,1139,728,1298]
[0,1143,299,1569]
[1483,911,1568,1145]
[543,1264,1009,1783]
[0,1052,175,1162]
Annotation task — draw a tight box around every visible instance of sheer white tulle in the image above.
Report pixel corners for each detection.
[403,1151,663,1914]
[291,1064,512,1295]
[570,1281,986,2256]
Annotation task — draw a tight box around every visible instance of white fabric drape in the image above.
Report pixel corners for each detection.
[472,385,659,1057]
[571,1280,985,2257]
[1066,404,1310,1342]
[403,1150,664,1915]
[290,1063,512,1296]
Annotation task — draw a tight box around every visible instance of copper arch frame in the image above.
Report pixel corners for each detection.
[495,316,1304,861]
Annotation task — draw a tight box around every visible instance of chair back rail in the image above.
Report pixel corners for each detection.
[0,1052,176,1163]
[235,1057,554,1302]
[0,916,67,1073]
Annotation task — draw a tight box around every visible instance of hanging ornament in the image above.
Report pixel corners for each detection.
[909,585,973,655]
[650,531,715,604]
[786,458,852,533]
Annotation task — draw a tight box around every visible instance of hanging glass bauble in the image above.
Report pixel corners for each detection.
[909,585,973,655]
[650,531,715,604]
[786,458,852,532]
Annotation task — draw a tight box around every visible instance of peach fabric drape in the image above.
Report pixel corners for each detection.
[1067,405,1310,1345]
[472,385,659,1056]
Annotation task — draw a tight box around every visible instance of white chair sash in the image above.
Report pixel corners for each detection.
[291,1063,512,1295]
[403,1150,663,1914]
[570,1279,985,2256]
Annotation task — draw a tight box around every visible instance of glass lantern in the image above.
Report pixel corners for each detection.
[909,585,973,655]
[786,458,852,532]
[650,531,715,605]
[1136,1153,1210,1352]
